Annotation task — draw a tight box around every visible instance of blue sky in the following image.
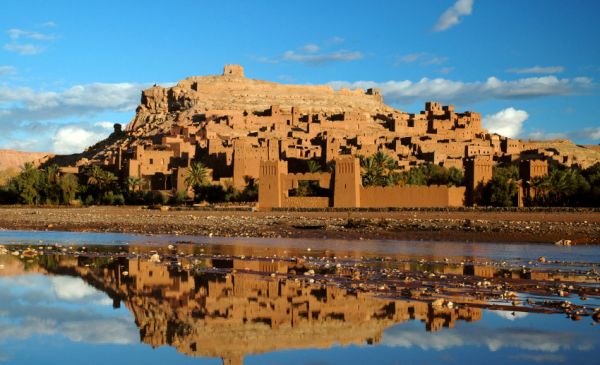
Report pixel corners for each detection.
[0,0,599,153]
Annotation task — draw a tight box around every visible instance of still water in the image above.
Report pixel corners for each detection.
[1,230,599,365]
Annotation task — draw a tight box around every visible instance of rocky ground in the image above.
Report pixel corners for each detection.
[0,206,598,244]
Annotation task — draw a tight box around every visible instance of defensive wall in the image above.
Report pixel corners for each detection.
[258,156,465,210]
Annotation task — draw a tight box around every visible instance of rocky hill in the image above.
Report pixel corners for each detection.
[0,149,53,171]
[127,64,389,132]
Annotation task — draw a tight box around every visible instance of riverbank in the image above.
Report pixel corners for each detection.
[0,206,598,244]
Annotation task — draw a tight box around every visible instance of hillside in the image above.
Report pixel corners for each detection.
[0,149,53,171]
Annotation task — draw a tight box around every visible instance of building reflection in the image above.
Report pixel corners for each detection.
[10,254,477,365]
[5,249,592,365]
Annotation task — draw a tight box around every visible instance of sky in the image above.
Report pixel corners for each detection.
[0,0,599,154]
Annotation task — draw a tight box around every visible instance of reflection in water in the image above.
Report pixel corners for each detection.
[1,242,599,365]
[1,253,483,365]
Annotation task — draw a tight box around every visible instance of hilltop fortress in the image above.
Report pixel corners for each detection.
[55,65,600,208]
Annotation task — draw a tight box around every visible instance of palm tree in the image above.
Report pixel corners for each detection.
[100,171,118,190]
[185,162,209,189]
[85,165,105,186]
[306,160,322,173]
[127,176,145,192]
[360,151,398,187]
[360,155,382,187]
[45,164,60,185]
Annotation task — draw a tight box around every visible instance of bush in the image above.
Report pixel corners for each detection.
[113,193,125,205]
[483,166,519,207]
[124,190,144,205]
[170,190,188,205]
[101,191,116,205]
[84,195,95,206]
[145,190,169,205]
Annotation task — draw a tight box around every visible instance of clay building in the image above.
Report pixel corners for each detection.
[56,65,581,207]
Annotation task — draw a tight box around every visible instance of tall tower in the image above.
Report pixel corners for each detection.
[333,156,361,208]
[464,156,493,206]
[258,160,287,210]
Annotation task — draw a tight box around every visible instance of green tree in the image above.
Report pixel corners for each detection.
[58,173,79,204]
[44,164,62,203]
[359,151,398,187]
[483,166,519,207]
[185,162,209,191]
[534,167,590,206]
[84,165,119,203]
[127,176,146,192]
[11,163,43,204]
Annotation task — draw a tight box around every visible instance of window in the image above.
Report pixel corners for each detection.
[149,158,154,164]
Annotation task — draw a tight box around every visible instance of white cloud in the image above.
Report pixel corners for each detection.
[527,127,600,142]
[257,40,362,65]
[7,28,54,41]
[95,121,116,130]
[51,125,112,154]
[0,274,139,345]
[301,44,320,53]
[3,43,43,55]
[483,107,529,138]
[2,139,40,151]
[508,66,565,74]
[50,276,102,301]
[510,353,567,363]
[0,82,148,123]
[40,21,57,28]
[434,0,475,31]
[282,50,363,64]
[328,75,593,105]
[493,310,529,321]
[438,67,455,74]
[0,66,15,75]
[396,53,447,66]
[0,81,152,152]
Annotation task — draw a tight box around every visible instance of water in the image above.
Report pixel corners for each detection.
[1,230,599,365]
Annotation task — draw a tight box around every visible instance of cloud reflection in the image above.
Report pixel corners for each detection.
[0,275,138,345]
[382,322,596,353]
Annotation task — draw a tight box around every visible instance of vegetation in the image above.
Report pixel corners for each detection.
[1,163,81,205]
[290,160,328,197]
[0,157,597,207]
[358,151,463,188]
[359,151,399,187]
[527,163,598,207]
[482,165,519,207]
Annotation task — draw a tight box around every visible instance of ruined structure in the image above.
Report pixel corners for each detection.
[48,65,598,207]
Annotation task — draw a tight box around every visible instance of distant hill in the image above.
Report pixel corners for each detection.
[0,149,54,171]
[524,140,600,169]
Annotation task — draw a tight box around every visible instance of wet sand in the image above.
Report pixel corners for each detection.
[0,206,598,244]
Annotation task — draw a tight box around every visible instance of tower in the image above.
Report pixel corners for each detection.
[223,64,245,77]
[333,156,361,208]
[464,156,493,206]
[258,160,287,210]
